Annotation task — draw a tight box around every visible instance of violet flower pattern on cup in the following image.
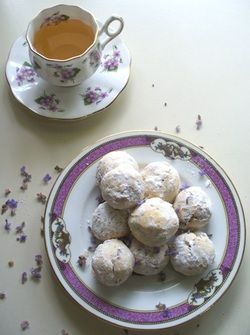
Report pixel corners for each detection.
[47,64,81,84]
[41,11,70,28]
[35,91,63,112]
[89,48,101,69]
[15,62,38,86]
[81,87,112,105]
[102,45,122,71]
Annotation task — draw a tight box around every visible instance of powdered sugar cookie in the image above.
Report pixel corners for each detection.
[96,151,139,185]
[130,238,169,275]
[92,202,129,241]
[142,161,180,203]
[173,186,211,230]
[100,164,145,209]
[170,231,215,276]
[128,197,179,247]
[92,239,135,286]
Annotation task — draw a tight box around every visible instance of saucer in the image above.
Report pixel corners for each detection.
[5,32,131,120]
[44,130,245,330]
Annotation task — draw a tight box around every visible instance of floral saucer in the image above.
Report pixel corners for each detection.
[5,32,130,120]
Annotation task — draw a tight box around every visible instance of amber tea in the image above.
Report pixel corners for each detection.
[33,19,95,60]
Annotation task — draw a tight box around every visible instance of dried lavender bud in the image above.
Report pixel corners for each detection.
[55,165,64,173]
[35,255,43,266]
[164,102,167,107]
[196,114,202,130]
[77,255,87,267]
[36,193,47,204]
[10,209,16,216]
[42,173,52,183]
[20,166,27,176]
[8,261,14,267]
[175,125,181,133]
[30,267,42,280]
[23,174,32,183]
[21,272,28,284]
[20,182,28,191]
[1,203,8,214]
[87,246,96,252]
[40,225,44,237]
[16,222,25,234]
[198,169,206,177]
[0,292,6,299]
[154,126,158,131]
[4,188,11,197]
[180,182,190,191]
[17,234,27,243]
[158,272,166,282]
[20,320,29,331]
[4,219,11,232]
[155,302,166,311]
[6,199,18,209]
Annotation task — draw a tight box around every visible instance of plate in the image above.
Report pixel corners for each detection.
[5,29,130,120]
[44,131,245,330]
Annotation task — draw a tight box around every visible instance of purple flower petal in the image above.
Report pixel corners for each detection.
[6,199,18,209]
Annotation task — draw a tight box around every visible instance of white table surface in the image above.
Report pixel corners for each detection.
[0,0,249,334]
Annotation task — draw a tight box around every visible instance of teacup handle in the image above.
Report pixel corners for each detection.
[99,16,124,49]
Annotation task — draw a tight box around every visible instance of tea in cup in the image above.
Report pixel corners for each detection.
[26,5,124,86]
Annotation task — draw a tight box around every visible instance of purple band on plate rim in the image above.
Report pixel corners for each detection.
[50,135,240,324]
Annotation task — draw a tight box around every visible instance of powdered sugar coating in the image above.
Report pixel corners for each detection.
[96,151,139,185]
[170,232,215,276]
[92,239,135,286]
[173,186,211,230]
[128,197,179,247]
[100,164,145,209]
[141,161,181,203]
[130,238,169,275]
[92,202,129,241]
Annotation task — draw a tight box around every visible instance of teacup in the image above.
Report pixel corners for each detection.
[26,4,124,87]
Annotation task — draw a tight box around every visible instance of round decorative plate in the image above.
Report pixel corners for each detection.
[44,131,245,330]
[5,27,130,120]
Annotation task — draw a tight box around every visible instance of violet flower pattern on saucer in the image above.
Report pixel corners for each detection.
[6,30,130,120]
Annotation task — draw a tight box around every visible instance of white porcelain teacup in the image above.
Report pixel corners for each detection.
[26,4,124,87]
